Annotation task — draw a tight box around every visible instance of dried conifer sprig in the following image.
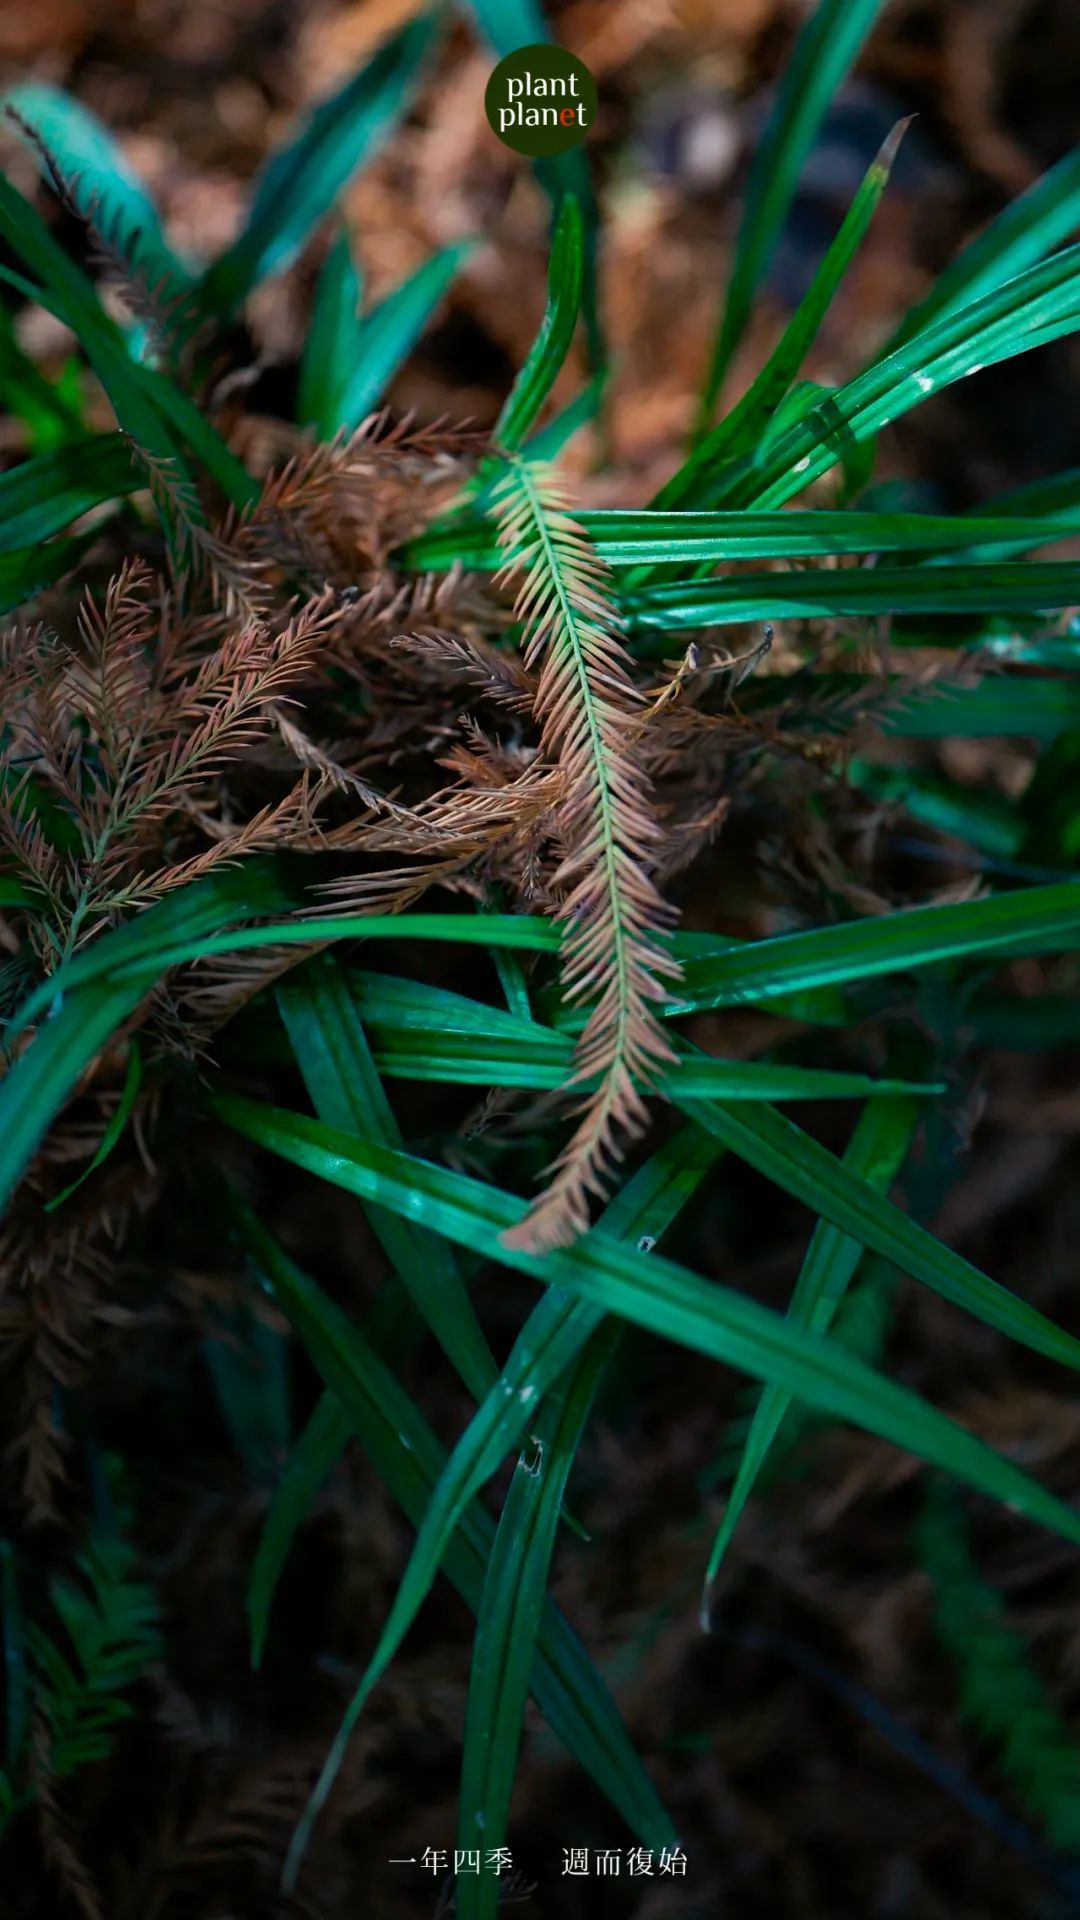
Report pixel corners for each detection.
[0,560,344,956]
[491,457,681,1252]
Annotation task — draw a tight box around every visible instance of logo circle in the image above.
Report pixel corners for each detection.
[484,44,597,158]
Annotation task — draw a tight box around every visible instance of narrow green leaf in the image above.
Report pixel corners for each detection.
[0,535,94,614]
[465,1,602,371]
[405,506,1080,571]
[457,1325,618,1916]
[698,0,887,422]
[0,435,138,551]
[248,1392,352,1669]
[10,909,559,1033]
[736,240,1080,509]
[298,228,364,433]
[349,973,935,1098]
[669,880,1080,1014]
[44,1036,142,1213]
[229,1201,677,1863]
[700,1095,917,1619]
[829,674,1080,742]
[280,1127,720,1883]
[0,178,203,517]
[888,144,1080,352]
[967,990,1080,1051]
[849,759,1024,861]
[10,867,1076,1252]
[334,240,471,430]
[0,864,294,1213]
[623,561,1080,635]
[683,1095,1080,1375]
[138,361,259,509]
[687,117,905,499]
[197,13,440,315]
[213,1093,1080,1545]
[277,955,497,1402]
[495,193,583,452]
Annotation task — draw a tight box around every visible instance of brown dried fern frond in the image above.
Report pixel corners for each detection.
[131,443,274,618]
[390,625,535,710]
[491,457,680,1252]
[0,569,347,953]
[234,412,482,579]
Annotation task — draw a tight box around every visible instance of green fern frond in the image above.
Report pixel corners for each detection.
[491,456,679,1251]
[918,1478,1080,1853]
[28,1532,161,1783]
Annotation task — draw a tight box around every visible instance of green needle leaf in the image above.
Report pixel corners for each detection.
[212,1092,1080,1548]
[277,955,498,1402]
[196,11,441,316]
[226,1201,677,1875]
[699,1095,918,1621]
[698,0,888,424]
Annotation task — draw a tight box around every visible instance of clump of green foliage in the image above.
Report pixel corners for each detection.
[2,0,1080,1911]
[1,1480,160,1834]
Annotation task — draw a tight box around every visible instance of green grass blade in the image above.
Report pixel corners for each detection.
[405,504,1079,571]
[17,874,1079,1059]
[212,1093,1080,1545]
[698,0,887,423]
[849,758,1024,862]
[248,1390,351,1670]
[227,1201,677,1871]
[280,1126,720,1880]
[887,144,1080,352]
[297,227,364,432]
[495,193,583,452]
[348,975,935,1098]
[737,241,1080,508]
[137,361,259,509]
[0,963,160,1215]
[700,1095,917,1621]
[682,1095,1080,1374]
[0,304,84,451]
[0,864,294,1212]
[196,12,440,316]
[0,181,255,514]
[524,370,605,463]
[815,673,1080,741]
[669,880,1080,1014]
[335,240,471,430]
[688,116,905,493]
[277,955,497,1402]
[358,957,850,1038]
[457,1323,619,1915]
[975,463,1080,528]
[44,1036,142,1213]
[0,536,95,614]
[465,1,601,371]
[623,560,1080,636]
[0,435,139,551]
[0,179,200,511]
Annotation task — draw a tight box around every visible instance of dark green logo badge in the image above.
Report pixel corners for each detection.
[485,44,597,158]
